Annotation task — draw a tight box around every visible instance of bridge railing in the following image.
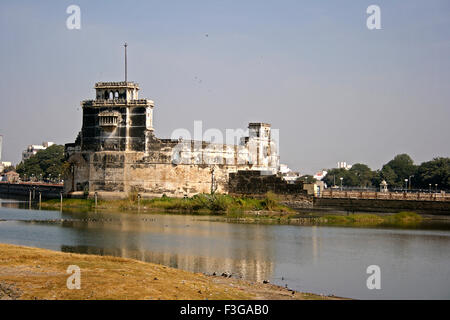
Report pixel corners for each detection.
[320,189,450,202]
[0,181,63,187]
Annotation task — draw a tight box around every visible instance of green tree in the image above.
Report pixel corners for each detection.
[323,168,358,187]
[415,157,450,190]
[371,169,383,187]
[380,165,398,187]
[16,145,66,182]
[382,154,417,187]
[349,163,375,187]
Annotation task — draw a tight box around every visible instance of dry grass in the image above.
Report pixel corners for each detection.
[0,244,340,300]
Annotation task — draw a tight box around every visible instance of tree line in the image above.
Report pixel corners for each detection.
[15,144,67,182]
[322,154,450,190]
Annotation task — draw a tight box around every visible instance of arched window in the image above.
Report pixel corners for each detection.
[114,91,119,100]
[109,91,113,100]
[104,91,108,99]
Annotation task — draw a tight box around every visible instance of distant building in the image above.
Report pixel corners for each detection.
[0,161,12,173]
[303,181,326,197]
[0,135,12,173]
[1,171,19,183]
[337,161,352,170]
[283,171,301,184]
[314,170,328,181]
[279,164,291,174]
[279,164,301,184]
[22,142,55,161]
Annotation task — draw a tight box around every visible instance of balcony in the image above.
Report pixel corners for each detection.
[99,111,120,128]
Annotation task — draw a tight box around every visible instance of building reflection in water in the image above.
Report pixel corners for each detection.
[311,225,318,263]
[0,198,28,209]
[60,214,275,283]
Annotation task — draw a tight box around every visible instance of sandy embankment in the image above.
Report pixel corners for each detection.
[0,244,342,300]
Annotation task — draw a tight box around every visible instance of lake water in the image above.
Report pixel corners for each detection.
[0,198,449,299]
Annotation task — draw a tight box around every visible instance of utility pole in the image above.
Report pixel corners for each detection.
[211,167,216,194]
[408,175,414,190]
[124,42,128,82]
[0,135,3,163]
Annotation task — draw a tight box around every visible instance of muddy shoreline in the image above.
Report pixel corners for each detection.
[0,244,345,300]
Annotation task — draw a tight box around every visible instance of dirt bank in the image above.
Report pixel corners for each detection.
[0,244,342,300]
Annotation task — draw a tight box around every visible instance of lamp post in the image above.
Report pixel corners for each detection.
[404,179,408,191]
[435,184,438,193]
[429,184,432,193]
[340,177,343,191]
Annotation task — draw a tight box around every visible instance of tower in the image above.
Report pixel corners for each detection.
[246,123,279,172]
[80,82,154,152]
[78,44,155,152]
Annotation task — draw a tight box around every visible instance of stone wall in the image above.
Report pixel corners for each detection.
[65,127,280,198]
[228,170,307,195]
[65,149,248,198]
[313,197,450,214]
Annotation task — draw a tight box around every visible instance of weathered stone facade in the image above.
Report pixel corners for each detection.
[65,81,279,198]
[228,170,306,195]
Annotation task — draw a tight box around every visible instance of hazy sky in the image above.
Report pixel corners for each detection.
[0,0,449,173]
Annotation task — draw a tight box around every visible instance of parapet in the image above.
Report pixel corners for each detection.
[95,81,139,89]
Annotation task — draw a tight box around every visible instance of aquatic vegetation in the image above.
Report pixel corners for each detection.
[41,193,293,214]
[318,211,423,227]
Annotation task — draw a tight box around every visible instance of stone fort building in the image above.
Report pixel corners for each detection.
[65,81,280,198]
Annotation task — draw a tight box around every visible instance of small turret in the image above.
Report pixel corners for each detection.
[94,81,140,101]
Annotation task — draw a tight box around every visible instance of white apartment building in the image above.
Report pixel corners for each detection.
[22,142,55,161]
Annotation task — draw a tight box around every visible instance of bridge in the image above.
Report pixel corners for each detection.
[0,182,63,199]
[314,190,450,214]
[320,189,450,202]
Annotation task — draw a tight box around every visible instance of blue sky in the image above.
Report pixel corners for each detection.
[0,0,449,173]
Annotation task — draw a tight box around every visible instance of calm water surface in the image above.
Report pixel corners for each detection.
[0,198,449,299]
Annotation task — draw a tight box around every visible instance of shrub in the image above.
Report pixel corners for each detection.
[261,192,279,211]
